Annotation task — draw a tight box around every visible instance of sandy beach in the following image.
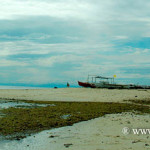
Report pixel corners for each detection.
[44,113,150,150]
[0,88,150,150]
[0,113,149,150]
[0,88,150,102]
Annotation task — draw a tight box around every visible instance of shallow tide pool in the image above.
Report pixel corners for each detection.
[0,100,55,109]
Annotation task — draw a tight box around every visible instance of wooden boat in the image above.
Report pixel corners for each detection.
[78,75,130,89]
[78,75,116,88]
[78,75,150,89]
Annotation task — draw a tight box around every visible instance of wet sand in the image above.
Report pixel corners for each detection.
[0,88,150,102]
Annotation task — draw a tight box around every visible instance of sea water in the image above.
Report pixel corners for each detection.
[0,100,55,109]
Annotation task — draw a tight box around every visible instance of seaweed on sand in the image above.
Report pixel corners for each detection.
[0,101,149,139]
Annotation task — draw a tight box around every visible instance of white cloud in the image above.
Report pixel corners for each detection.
[114,36,128,40]
[1,0,150,40]
[0,0,93,20]
[0,40,114,57]
[36,54,89,67]
[0,59,28,66]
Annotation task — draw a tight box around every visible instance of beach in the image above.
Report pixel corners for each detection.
[0,88,150,102]
[43,113,150,150]
[0,88,150,150]
[0,113,149,150]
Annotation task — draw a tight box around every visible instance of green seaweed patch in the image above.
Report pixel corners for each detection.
[124,99,150,105]
[0,101,149,139]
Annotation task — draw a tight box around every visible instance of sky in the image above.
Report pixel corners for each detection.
[0,0,150,86]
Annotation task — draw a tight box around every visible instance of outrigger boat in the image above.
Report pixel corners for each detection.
[78,75,150,89]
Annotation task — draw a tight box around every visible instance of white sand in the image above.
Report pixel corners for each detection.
[0,88,150,102]
[45,113,150,150]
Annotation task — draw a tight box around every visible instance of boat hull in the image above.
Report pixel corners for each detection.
[78,81,96,88]
[78,81,130,89]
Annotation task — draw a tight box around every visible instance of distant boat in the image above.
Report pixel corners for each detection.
[78,75,150,89]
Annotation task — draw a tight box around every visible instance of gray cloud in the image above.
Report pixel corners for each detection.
[0,0,150,85]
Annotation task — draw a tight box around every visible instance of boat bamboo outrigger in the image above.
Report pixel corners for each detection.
[78,75,150,89]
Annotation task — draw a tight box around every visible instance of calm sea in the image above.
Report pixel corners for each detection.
[0,86,48,89]
[0,85,78,89]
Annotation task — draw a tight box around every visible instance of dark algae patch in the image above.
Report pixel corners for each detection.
[0,100,149,139]
[126,99,150,105]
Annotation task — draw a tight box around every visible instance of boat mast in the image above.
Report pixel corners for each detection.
[87,74,89,82]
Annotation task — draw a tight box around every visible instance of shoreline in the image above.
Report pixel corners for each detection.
[0,88,150,102]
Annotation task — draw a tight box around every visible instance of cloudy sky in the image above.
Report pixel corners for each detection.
[0,0,150,86]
